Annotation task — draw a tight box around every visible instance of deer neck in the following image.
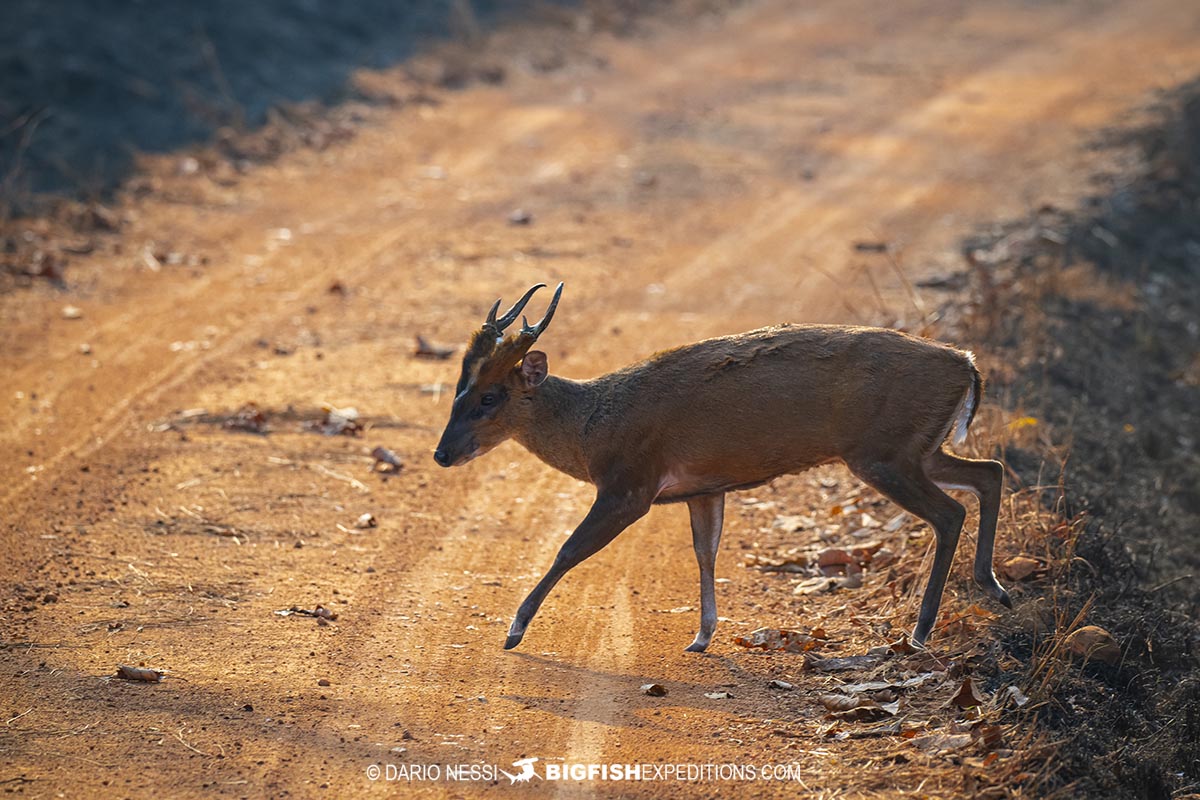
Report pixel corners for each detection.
[513,375,599,483]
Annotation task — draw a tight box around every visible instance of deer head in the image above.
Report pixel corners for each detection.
[433,282,563,467]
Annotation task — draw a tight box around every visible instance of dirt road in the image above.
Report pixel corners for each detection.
[3,1,1199,796]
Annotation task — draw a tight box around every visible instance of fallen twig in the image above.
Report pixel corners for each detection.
[6,708,33,725]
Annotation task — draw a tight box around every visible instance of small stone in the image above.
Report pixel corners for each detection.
[318,678,331,687]
[768,679,794,690]
[62,305,83,319]
[641,683,668,697]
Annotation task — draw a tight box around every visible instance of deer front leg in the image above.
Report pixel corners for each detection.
[685,493,725,652]
[504,488,651,650]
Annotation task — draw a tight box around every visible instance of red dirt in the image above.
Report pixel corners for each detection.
[3,1,1200,797]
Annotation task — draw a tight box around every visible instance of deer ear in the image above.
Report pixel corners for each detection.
[521,351,548,388]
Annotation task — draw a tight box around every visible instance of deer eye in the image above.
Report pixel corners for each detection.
[480,393,497,407]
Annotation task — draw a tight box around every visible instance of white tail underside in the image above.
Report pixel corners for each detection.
[951,352,977,446]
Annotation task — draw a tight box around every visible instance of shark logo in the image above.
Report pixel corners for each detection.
[498,757,540,784]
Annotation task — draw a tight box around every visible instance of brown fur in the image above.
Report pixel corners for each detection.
[499,325,973,497]
[435,302,1008,652]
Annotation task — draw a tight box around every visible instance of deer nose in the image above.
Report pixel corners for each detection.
[433,449,451,467]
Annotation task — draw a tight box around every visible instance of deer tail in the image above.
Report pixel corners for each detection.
[952,352,983,446]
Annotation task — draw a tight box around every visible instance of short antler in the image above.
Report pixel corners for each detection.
[463,283,565,388]
[520,282,562,341]
[496,282,563,368]
[485,284,546,335]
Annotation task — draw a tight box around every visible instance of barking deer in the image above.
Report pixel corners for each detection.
[434,283,1010,652]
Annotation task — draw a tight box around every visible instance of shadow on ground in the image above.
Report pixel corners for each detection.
[0,0,564,200]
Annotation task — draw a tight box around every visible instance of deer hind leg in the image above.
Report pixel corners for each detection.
[685,493,726,653]
[924,449,1011,608]
[849,459,966,646]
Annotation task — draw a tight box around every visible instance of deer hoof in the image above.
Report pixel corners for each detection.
[503,632,525,650]
[975,571,1012,608]
[684,639,710,653]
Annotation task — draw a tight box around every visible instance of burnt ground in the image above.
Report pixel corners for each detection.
[954,78,1200,797]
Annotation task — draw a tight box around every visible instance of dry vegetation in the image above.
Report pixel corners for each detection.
[949,80,1200,797]
[1,3,1197,798]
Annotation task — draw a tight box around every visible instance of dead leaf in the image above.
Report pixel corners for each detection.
[867,635,916,658]
[733,628,821,653]
[947,677,986,709]
[1002,556,1041,581]
[756,558,808,574]
[794,576,835,595]
[371,446,403,473]
[962,603,999,620]
[773,514,817,532]
[804,654,883,672]
[115,664,164,682]
[970,722,1003,750]
[768,679,794,690]
[839,673,935,695]
[838,565,864,590]
[818,548,855,568]
[850,540,884,561]
[413,335,456,360]
[819,694,863,713]
[1065,625,1122,665]
[872,547,898,568]
[820,694,898,721]
[834,718,903,739]
[306,405,362,436]
[641,683,667,697]
[904,649,952,672]
[275,604,338,621]
[912,732,973,755]
[1002,685,1030,707]
[224,403,268,434]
